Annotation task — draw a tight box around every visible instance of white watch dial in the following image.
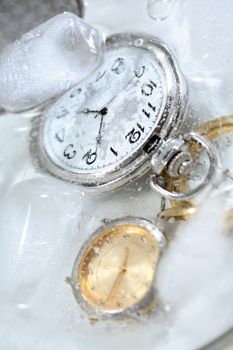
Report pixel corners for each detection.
[41,46,167,174]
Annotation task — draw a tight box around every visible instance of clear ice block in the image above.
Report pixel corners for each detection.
[0,0,84,50]
[0,12,102,112]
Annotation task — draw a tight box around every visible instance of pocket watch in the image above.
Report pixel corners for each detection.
[30,33,187,192]
[71,216,166,320]
[33,31,216,198]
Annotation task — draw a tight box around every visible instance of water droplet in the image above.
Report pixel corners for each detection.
[134,38,144,46]
[93,246,100,254]
[141,236,147,243]
[40,194,48,199]
[164,303,171,312]
[203,52,209,60]
[147,0,177,21]
[17,303,30,310]
[168,217,175,224]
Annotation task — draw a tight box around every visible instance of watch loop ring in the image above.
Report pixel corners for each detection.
[149,132,217,200]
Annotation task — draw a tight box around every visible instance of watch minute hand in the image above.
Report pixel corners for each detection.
[106,76,135,107]
[96,114,104,147]
[105,247,129,303]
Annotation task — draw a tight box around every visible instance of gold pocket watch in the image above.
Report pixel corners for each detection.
[71,217,166,320]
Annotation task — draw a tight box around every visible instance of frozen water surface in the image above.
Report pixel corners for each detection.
[0,12,102,112]
[1,0,233,349]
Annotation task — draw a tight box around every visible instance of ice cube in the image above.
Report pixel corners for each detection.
[147,0,178,21]
[0,12,102,112]
[0,0,85,51]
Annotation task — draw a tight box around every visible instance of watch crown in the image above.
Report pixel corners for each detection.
[150,136,186,175]
[167,151,193,177]
[150,132,217,200]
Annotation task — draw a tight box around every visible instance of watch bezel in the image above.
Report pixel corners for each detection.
[33,32,188,191]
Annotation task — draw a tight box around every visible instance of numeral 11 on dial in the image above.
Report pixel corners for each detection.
[142,102,157,119]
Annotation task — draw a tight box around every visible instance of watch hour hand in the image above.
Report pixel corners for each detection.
[80,107,108,117]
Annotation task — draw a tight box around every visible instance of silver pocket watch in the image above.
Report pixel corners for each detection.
[32,32,216,199]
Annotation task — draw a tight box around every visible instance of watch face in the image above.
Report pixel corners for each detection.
[37,33,187,189]
[41,46,167,173]
[72,219,164,314]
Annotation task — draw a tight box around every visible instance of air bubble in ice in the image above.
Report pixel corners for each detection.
[147,0,178,21]
[0,12,102,112]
